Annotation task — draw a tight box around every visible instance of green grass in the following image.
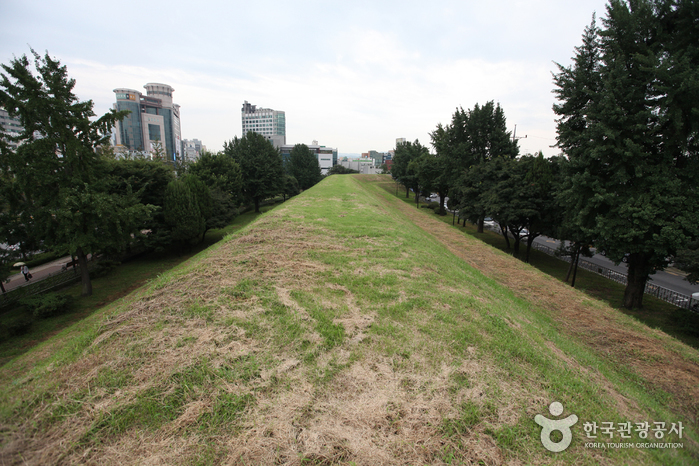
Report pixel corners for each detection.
[379,178,699,349]
[0,176,696,465]
[0,202,283,367]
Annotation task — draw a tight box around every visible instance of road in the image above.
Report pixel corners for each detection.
[530,235,699,297]
[2,256,74,293]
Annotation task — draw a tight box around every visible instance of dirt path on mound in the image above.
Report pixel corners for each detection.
[361,177,699,427]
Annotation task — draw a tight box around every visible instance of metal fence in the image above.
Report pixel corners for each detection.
[0,265,88,311]
[528,240,696,311]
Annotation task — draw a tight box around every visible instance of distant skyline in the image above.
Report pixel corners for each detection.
[1,0,610,156]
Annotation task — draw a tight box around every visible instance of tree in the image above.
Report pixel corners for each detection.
[187,150,243,202]
[0,50,152,296]
[181,174,213,242]
[223,132,284,213]
[392,140,428,198]
[288,144,322,190]
[327,165,358,175]
[437,102,519,232]
[282,174,300,201]
[163,179,204,249]
[150,139,166,162]
[553,0,699,309]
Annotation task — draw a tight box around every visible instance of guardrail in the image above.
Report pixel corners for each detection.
[528,241,696,311]
[0,264,91,311]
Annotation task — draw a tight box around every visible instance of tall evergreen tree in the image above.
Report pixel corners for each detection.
[288,144,322,190]
[163,179,204,248]
[223,132,284,213]
[553,0,699,309]
[445,102,519,232]
[391,140,428,198]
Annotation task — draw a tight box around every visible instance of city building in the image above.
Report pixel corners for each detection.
[0,107,23,150]
[182,138,206,161]
[241,101,286,148]
[280,142,338,175]
[112,83,182,161]
[339,159,381,174]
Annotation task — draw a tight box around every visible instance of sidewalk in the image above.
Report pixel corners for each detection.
[3,256,74,293]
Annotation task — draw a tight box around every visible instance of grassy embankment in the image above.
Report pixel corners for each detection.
[0,174,697,465]
[0,204,280,366]
[378,178,699,350]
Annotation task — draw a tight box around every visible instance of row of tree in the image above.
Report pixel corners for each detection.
[0,50,324,296]
[392,0,699,310]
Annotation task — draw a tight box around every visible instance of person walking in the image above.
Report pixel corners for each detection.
[21,265,31,281]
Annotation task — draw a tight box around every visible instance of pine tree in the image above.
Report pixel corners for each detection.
[288,144,322,190]
[553,0,699,308]
[223,132,284,213]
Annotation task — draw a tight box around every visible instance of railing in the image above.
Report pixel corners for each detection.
[527,240,696,311]
[0,265,90,311]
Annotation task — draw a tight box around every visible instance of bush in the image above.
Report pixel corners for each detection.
[92,259,120,278]
[2,315,33,337]
[19,293,73,319]
[26,250,63,269]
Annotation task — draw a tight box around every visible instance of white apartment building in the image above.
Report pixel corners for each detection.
[241,101,286,148]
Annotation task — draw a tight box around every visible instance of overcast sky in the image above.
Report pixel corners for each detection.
[1,0,610,157]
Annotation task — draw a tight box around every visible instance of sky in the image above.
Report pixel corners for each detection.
[0,0,611,157]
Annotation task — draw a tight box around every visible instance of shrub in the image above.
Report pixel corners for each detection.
[2,315,33,337]
[19,293,73,319]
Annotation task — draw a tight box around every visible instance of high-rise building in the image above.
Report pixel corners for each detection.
[0,107,23,151]
[241,101,286,148]
[112,83,182,160]
[182,138,206,161]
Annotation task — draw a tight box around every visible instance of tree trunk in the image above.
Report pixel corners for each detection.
[415,190,420,208]
[0,280,5,293]
[477,216,484,233]
[570,249,580,287]
[565,244,579,282]
[525,234,536,263]
[77,247,92,297]
[513,234,521,256]
[452,210,456,225]
[500,224,510,249]
[254,198,260,213]
[624,253,650,309]
[405,186,410,198]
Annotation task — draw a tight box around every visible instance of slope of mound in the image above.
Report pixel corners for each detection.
[0,174,697,465]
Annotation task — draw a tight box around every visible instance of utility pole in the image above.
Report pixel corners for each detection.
[512,124,527,142]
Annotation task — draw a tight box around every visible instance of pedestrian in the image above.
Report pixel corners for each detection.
[21,265,31,281]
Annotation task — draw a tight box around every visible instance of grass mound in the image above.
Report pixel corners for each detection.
[0,175,697,465]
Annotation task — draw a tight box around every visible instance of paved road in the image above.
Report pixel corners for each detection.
[530,235,699,297]
[2,256,73,293]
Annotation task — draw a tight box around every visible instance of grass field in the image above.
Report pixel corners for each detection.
[376,179,699,350]
[0,203,281,367]
[0,175,697,465]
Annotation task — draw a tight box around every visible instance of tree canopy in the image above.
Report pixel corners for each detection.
[553,0,699,309]
[223,132,284,213]
[0,50,152,295]
[288,144,322,190]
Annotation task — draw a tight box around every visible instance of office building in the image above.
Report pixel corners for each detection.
[0,107,23,150]
[112,83,182,161]
[241,101,286,148]
[183,138,206,161]
[280,142,338,175]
